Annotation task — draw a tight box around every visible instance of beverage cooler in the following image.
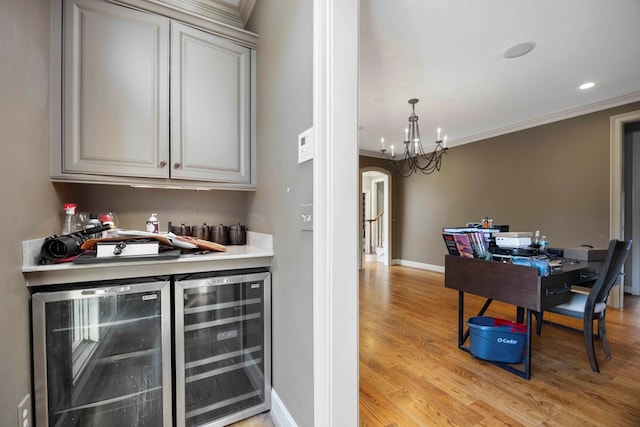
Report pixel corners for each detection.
[31,278,172,426]
[175,270,271,427]
[31,269,270,427]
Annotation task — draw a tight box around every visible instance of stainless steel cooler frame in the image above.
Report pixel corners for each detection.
[31,279,172,427]
[174,270,271,427]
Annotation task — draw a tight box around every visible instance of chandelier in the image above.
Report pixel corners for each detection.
[380,98,448,177]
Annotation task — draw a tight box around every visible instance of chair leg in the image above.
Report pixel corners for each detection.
[598,313,611,360]
[535,311,543,336]
[584,312,599,373]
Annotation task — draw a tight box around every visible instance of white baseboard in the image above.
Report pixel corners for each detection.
[392,259,445,274]
[270,389,298,427]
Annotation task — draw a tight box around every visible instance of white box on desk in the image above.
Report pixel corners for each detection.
[495,236,532,248]
[494,232,532,238]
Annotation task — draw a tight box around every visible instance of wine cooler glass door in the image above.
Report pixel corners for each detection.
[175,271,271,427]
[32,280,172,427]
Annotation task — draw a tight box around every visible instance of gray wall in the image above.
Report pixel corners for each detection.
[59,183,248,232]
[246,0,315,425]
[0,0,60,423]
[381,101,640,266]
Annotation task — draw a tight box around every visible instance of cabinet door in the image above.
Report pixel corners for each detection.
[63,0,170,178]
[171,22,252,183]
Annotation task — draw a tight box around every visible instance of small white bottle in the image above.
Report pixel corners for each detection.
[146,213,159,233]
[533,230,540,245]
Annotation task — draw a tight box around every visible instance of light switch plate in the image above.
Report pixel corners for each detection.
[300,204,313,231]
[298,127,314,164]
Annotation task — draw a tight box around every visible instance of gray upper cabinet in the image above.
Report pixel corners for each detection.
[171,22,251,183]
[55,0,257,189]
[63,0,170,179]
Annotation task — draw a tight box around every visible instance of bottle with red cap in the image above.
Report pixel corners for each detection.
[62,203,77,235]
[99,213,116,238]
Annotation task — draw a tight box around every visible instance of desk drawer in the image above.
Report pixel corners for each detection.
[541,270,585,309]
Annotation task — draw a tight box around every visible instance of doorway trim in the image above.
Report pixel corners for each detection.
[312,0,359,425]
[610,109,640,307]
[360,167,392,268]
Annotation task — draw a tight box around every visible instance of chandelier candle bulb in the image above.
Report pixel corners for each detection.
[381,137,385,149]
[437,127,441,140]
[391,145,395,157]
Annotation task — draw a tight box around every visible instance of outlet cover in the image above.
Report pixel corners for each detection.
[17,394,31,427]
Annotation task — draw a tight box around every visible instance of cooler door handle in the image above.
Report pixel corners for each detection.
[81,286,132,295]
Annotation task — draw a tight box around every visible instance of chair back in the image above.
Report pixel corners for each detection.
[586,239,632,313]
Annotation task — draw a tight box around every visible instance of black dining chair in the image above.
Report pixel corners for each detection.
[537,239,632,373]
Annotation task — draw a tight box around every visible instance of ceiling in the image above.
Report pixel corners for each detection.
[358,0,640,155]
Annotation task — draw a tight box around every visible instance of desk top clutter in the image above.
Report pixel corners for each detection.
[442,219,606,277]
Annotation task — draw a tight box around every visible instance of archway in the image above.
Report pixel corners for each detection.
[359,166,392,269]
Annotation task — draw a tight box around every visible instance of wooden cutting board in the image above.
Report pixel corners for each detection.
[81,235,227,252]
[174,236,227,252]
[81,235,172,251]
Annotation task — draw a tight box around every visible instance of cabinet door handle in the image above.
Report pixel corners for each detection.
[174,163,181,169]
[159,161,167,167]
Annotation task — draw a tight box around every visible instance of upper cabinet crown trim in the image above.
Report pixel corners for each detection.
[108,0,258,48]
[158,0,256,28]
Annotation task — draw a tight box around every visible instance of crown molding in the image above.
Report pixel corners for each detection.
[109,0,257,47]
[359,91,640,156]
[157,0,255,28]
[450,91,640,148]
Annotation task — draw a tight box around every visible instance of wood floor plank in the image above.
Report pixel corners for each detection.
[360,368,423,427]
[359,262,640,427]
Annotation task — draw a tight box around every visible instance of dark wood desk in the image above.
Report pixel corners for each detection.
[444,255,598,379]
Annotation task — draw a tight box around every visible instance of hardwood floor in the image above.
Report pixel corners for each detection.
[228,412,275,426]
[359,262,640,427]
[234,261,639,426]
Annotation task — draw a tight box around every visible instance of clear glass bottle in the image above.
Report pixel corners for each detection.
[85,214,102,238]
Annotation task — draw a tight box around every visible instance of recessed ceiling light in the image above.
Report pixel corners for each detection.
[503,41,536,59]
[579,82,596,90]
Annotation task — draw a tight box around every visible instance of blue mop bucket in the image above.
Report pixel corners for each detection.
[468,316,526,364]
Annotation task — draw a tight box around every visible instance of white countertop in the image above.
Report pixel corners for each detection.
[22,231,273,288]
